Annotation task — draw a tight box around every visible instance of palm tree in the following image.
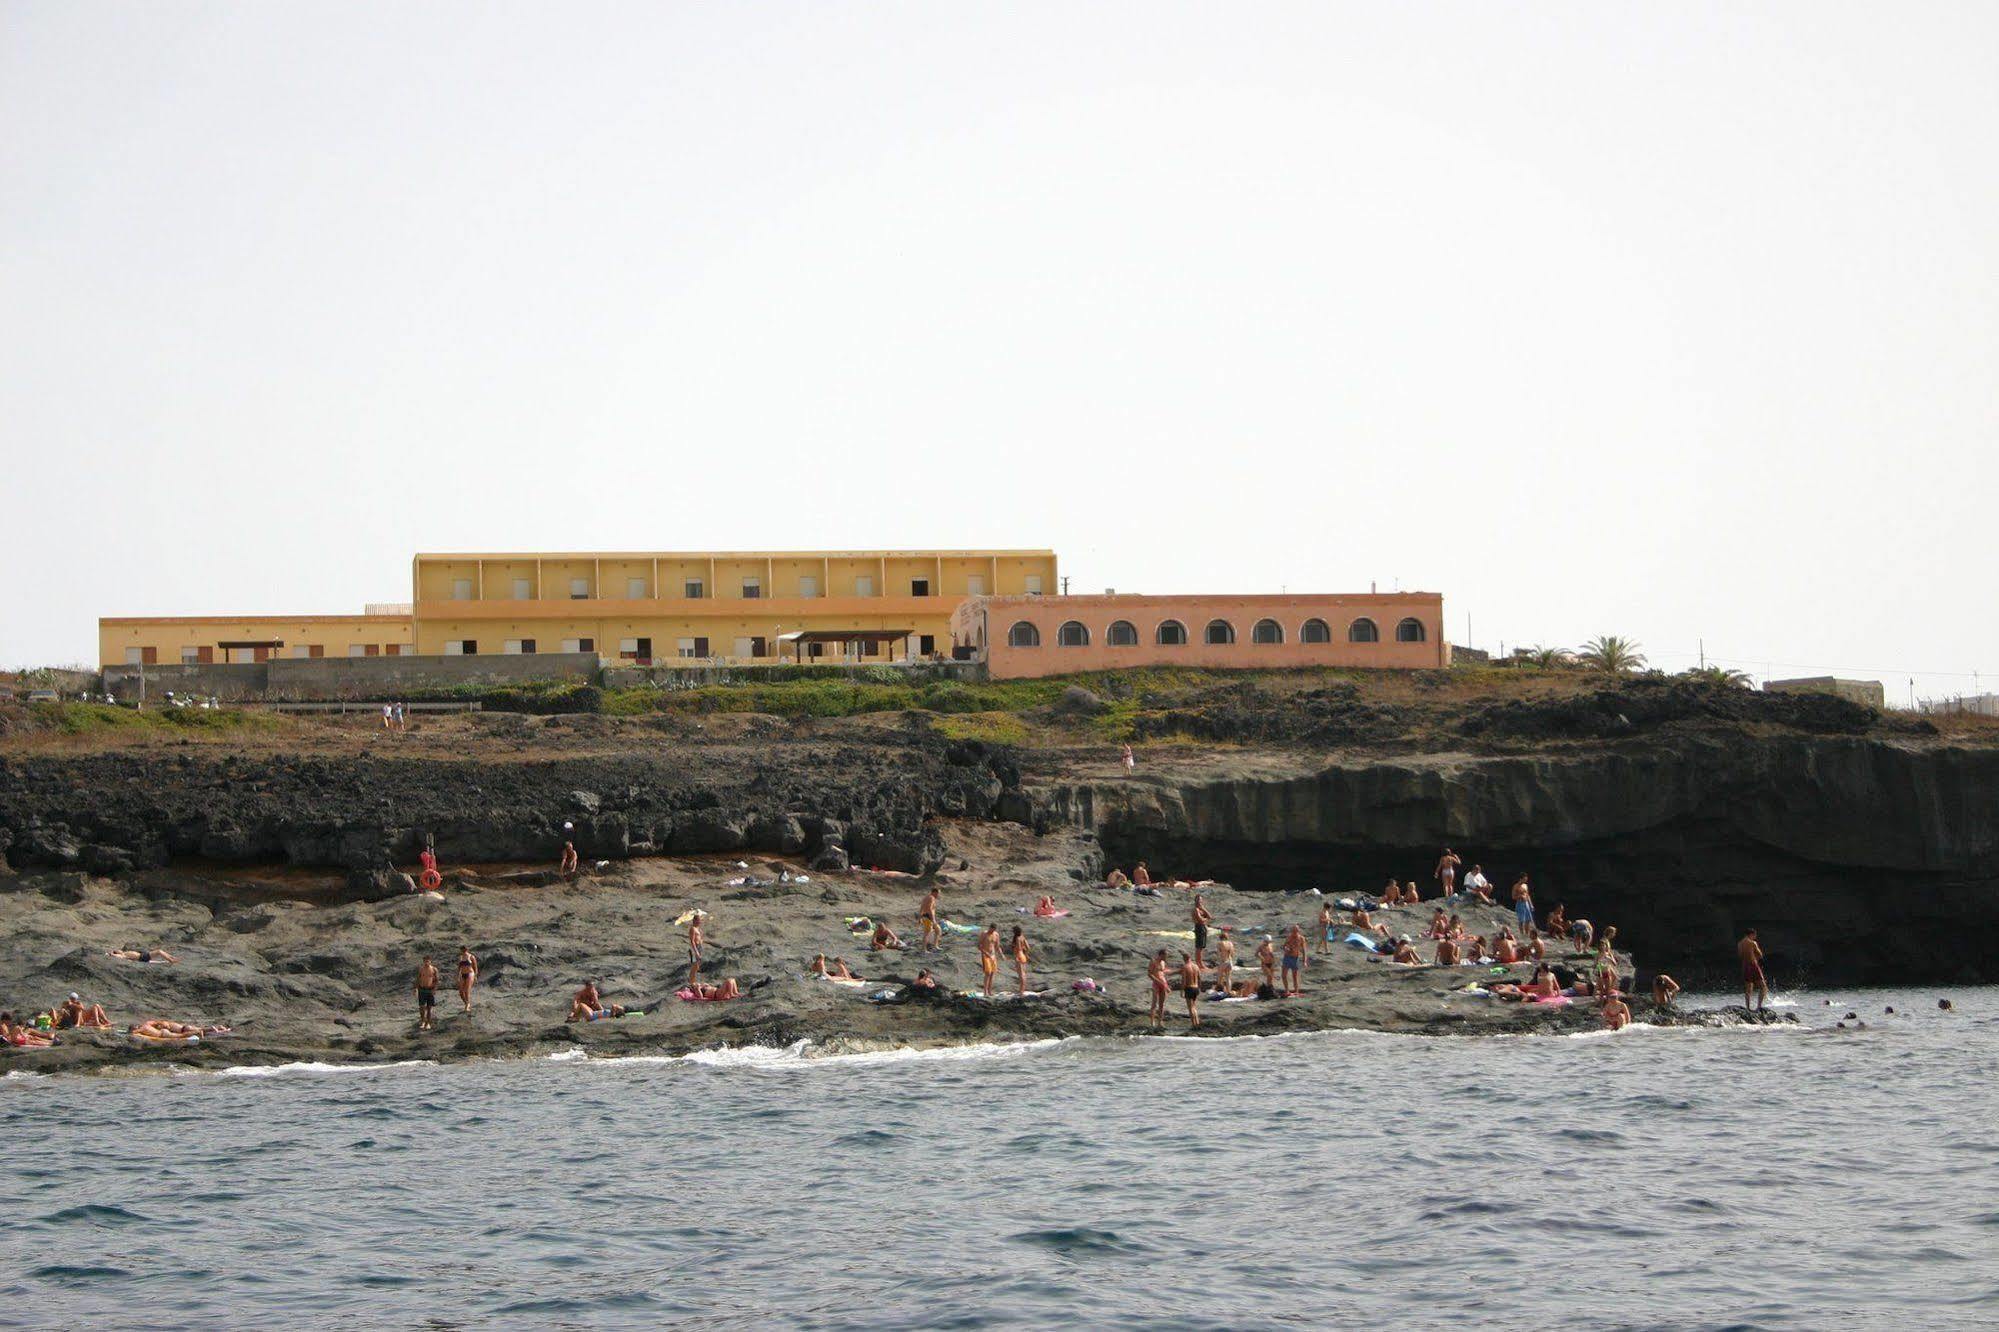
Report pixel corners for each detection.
[1519,644,1573,669]
[1681,664,1751,687]
[1576,635,1646,674]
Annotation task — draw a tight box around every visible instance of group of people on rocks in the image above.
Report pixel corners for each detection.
[1,976,229,1048]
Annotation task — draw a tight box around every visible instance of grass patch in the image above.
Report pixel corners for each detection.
[932,711,1031,745]
[31,702,289,737]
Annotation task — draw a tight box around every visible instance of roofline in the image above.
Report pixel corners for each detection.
[411,549,1058,561]
[963,591,1444,604]
[100,614,412,627]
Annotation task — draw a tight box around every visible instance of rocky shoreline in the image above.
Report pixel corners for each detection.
[0,817,1780,1077]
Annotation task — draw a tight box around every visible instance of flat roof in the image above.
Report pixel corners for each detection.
[100,614,412,627]
[413,549,1056,561]
[778,629,916,644]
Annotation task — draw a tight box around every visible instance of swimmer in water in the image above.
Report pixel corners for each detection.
[1601,995,1631,1030]
[1651,973,1681,1009]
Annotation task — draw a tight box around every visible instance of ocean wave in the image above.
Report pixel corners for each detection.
[211,1059,438,1078]
[561,1037,1078,1070]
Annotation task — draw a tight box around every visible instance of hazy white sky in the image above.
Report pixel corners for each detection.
[4,3,1994,700]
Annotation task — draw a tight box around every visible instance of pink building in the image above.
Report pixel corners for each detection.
[952,592,1448,679]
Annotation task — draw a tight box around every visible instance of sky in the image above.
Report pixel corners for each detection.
[3,2,1994,703]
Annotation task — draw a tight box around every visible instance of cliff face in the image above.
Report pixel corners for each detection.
[1037,736,1999,986]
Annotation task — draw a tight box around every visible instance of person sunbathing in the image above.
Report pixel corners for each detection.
[0,1013,56,1048]
[1426,908,1450,939]
[53,995,111,1029]
[1545,905,1570,938]
[1033,895,1062,917]
[566,981,628,1022]
[870,921,905,951]
[911,969,939,993]
[1465,936,1488,964]
[1105,868,1130,889]
[1527,928,1546,962]
[683,979,741,1000]
[809,953,829,976]
[1389,937,1423,965]
[828,957,862,982]
[1435,936,1462,965]
[1349,908,1389,938]
[1525,965,1562,998]
[1446,913,1466,940]
[108,946,177,963]
[130,1019,229,1040]
[1493,932,1520,964]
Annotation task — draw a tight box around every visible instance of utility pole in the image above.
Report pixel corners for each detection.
[1698,639,1705,670]
[1060,575,1070,596]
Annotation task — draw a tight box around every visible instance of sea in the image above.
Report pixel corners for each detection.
[2,988,1994,1331]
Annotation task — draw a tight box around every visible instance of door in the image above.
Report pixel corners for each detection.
[635,637,652,663]
[749,636,768,659]
[918,635,935,656]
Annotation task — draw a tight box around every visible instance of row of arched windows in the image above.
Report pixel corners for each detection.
[1007,616,1427,648]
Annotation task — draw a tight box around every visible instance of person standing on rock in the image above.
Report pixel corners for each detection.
[1511,875,1535,931]
[1256,936,1278,992]
[1216,928,1236,992]
[918,887,941,951]
[1191,895,1213,967]
[1009,926,1031,996]
[1738,929,1768,1011]
[1121,743,1135,775]
[414,956,439,1031]
[1148,950,1169,1027]
[1434,848,1461,897]
[687,912,706,987]
[979,923,1000,997]
[1316,901,1333,955]
[455,946,479,1014]
[1282,925,1307,996]
[1179,952,1201,1027]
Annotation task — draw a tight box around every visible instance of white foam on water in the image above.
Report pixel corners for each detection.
[2,1069,51,1083]
[564,1037,1078,1071]
[210,1059,437,1078]
[542,1048,589,1062]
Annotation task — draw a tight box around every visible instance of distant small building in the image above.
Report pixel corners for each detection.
[1925,693,1999,717]
[1764,676,1885,709]
[1451,645,1490,664]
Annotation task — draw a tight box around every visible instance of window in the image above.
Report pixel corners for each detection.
[911,579,931,597]
[855,575,874,596]
[512,578,532,600]
[125,647,144,665]
[1205,619,1236,645]
[627,577,647,599]
[1396,617,1427,643]
[678,637,710,658]
[1007,621,1041,648]
[1023,575,1043,595]
[1301,618,1331,644]
[733,637,756,659]
[967,575,985,596]
[1349,617,1380,643]
[1156,620,1188,646]
[181,646,202,664]
[741,577,762,599]
[1057,620,1090,647]
[918,634,935,656]
[1107,620,1138,646]
[288,645,310,660]
[386,644,407,656]
[451,579,473,601]
[569,578,589,599]
[443,641,467,655]
[503,640,533,655]
[1252,619,1284,644]
[349,644,370,657]
[684,579,705,599]
[561,638,583,653]
[619,637,652,661]
[799,575,818,598]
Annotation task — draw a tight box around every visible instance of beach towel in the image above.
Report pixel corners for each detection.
[673,909,702,926]
[1344,932,1380,950]
[960,990,1045,1001]
[1532,995,1572,1007]
[675,988,735,1003]
[1144,930,1196,941]
[939,920,981,935]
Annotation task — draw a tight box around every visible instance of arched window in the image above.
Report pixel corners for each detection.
[1349,617,1379,643]
[1007,621,1041,648]
[1251,618,1283,644]
[1057,620,1090,647]
[1156,620,1188,646]
[1395,617,1427,643]
[1205,619,1236,645]
[1301,618,1331,644]
[1107,620,1138,646]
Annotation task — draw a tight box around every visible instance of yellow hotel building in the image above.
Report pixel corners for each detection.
[100,549,1058,666]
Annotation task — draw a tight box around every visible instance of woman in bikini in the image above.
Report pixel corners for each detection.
[1009,926,1030,996]
[455,947,479,1013]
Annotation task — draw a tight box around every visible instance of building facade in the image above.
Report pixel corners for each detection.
[1763,676,1886,709]
[98,550,1058,665]
[409,550,1057,662]
[99,614,414,666]
[953,592,1449,679]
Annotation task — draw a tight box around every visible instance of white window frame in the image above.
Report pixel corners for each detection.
[677,638,699,658]
[855,575,874,597]
[627,576,647,599]
[798,575,818,598]
[569,577,589,599]
[684,579,705,599]
[1024,575,1043,595]
[512,578,533,600]
[502,640,524,655]
[444,641,467,656]
[451,579,474,601]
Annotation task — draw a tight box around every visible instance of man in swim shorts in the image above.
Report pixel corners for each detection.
[1191,895,1212,967]
[414,956,439,1031]
[1316,901,1333,954]
[1179,953,1202,1028]
[1281,925,1307,996]
[978,923,1000,998]
[687,912,705,986]
[1738,929,1767,1011]
[1511,874,1535,931]
[918,887,941,951]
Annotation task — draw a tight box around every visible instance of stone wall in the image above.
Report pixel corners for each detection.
[600,659,986,690]
[103,653,598,703]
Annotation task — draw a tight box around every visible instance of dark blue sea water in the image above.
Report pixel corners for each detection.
[3,989,1995,1330]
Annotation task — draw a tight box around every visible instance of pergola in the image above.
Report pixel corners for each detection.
[776,629,915,663]
[216,639,285,663]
